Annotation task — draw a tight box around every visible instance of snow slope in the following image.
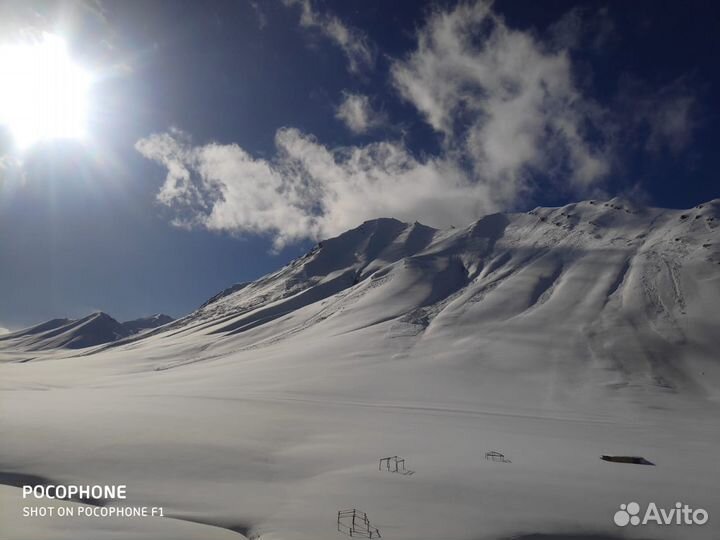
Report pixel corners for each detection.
[1,198,719,540]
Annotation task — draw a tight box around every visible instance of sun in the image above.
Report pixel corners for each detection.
[0,34,91,149]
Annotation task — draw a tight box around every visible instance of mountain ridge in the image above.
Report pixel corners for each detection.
[2,197,719,405]
[2,198,719,540]
[0,311,174,351]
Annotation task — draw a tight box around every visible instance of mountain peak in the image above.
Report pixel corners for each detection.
[86,311,117,322]
[0,311,174,351]
[121,314,174,335]
[157,197,718,405]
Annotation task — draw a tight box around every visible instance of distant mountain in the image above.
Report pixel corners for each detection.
[121,313,174,335]
[0,312,174,351]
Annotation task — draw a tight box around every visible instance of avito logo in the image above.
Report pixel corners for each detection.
[614,501,708,527]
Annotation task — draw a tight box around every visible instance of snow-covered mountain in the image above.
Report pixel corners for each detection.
[0,312,174,351]
[108,196,720,402]
[121,313,175,335]
[1,198,718,540]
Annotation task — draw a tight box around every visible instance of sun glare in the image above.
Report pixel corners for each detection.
[0,34,91,149]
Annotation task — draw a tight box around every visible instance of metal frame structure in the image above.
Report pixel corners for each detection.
[485,450,511,463]
[337,509,381,538]
[378,455,406,473]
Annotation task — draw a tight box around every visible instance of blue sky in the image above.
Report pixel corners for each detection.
[0,0,718,329]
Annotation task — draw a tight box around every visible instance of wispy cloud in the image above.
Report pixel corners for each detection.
[335,92,386,134]
[248,0,267,30]
[283,0,374,74]
[136,128,491,250]
[137,1,700,249]
[391,1,610,195]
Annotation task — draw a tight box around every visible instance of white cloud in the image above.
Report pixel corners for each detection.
[137,2,615,249]
[0,326,9,335]
[139,1,699,249]
[248,1,267,30]
[0,0,133,78]
[283,0,373,73]
[136,128,496,250]
[335,93,385,134]
[390,1,610,194]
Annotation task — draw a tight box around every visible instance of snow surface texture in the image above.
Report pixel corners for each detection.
[1,198,719,539]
